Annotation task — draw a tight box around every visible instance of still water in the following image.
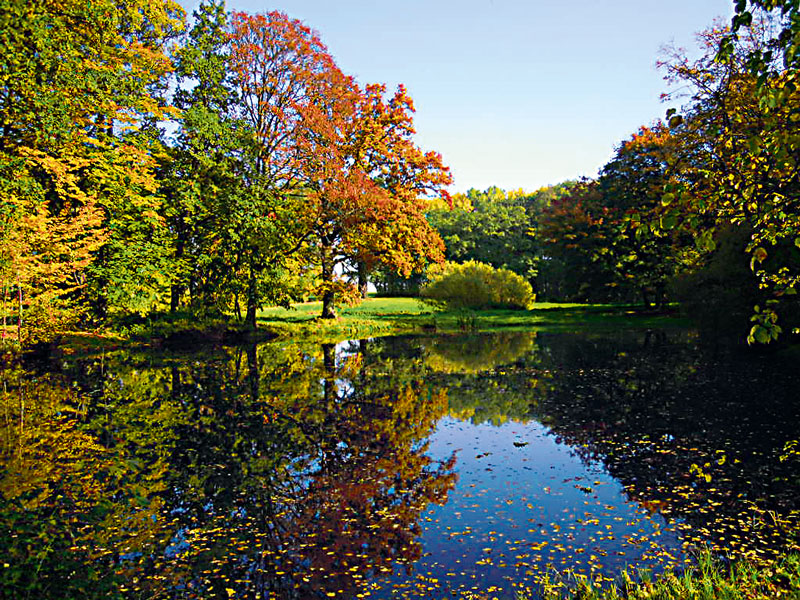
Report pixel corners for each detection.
[1,329,799,599]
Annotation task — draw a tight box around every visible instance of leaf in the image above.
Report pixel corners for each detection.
[749,324,771,344]
[660,213,677,230]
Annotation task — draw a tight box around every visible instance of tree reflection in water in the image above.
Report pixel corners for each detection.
[528,331,800,563]
[0,341,457,598]
[1,330,799,599]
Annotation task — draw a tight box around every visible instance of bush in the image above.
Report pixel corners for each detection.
[420,261,535,310]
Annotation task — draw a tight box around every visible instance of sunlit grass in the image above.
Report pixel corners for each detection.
[526,551,800,600]
[258,296,688,341]
[258,296,431,321]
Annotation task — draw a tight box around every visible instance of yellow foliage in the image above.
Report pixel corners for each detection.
[421,260,536,310]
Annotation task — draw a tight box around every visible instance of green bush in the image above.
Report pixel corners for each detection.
[420,260,535,310]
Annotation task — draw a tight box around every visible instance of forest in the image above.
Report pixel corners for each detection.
[2,0,799,348]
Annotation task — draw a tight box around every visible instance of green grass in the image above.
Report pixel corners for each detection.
[529,551,800,600]
[257,296,689,342]
[259,296,431,322]
[51,297,688,354]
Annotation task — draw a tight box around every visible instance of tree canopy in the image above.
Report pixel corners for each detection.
[0,0,452,342]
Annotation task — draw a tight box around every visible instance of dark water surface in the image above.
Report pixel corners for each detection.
[1,329,799,599]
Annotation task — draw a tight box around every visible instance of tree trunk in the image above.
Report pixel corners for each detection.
[246,342,260,403]
[171,366,181,402]
[93,245,109,319]
[170,285,182,313]
[17,278,22,344]
[320,250,337,320]
[321,289,336,319]
[245,267,258,330]
[234,295,242,322]
[640,286,651,309]
[357,261,369,299]
[322,343,336,405]
[655,283,666,310]
[170,228,186,313]
[2,280,6,341]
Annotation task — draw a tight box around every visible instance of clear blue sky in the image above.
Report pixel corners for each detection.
[180,0,733,193]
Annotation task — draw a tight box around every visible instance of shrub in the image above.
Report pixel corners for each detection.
[420,261,535,310]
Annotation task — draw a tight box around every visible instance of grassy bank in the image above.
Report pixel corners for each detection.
[529,552,800,600]
[48,297,687,355]
[257,296,688,341]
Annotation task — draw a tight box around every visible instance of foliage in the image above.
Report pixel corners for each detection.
[598,125,683,307]
[220,10,334,327]
[654,22,800,342]
[159,0,243,315]
[0,0,184,342]
[537,130,681,307]
[420,260,535,311]
[537,181,617,302]
[427,187,538,283]
[1,0,455,344]
[297,72,451,318]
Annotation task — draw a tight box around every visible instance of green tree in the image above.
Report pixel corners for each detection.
[427,187,538,285]
[598,126,683,307]
[161,0,243,315]
[0,0,185,339]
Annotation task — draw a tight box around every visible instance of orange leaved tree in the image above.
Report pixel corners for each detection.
[298,74,452,318]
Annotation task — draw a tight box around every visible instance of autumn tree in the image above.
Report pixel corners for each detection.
[656,22,800,341]
[597,125,684,307]
[537,181,619,302]
[222,11,343,329]
[298,77,452,318]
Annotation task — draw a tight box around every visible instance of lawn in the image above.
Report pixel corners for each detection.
[257,296,687,341]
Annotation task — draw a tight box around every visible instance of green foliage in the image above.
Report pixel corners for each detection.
[427,187,539,283]
[0,0,184,340]
[670,225,764,341]
[160,0,242,315]
[420,261,535,311]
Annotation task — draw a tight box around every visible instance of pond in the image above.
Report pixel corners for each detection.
[1,329,799,599]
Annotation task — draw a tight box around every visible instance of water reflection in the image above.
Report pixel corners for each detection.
[420,331,538,374]
[1,343,458,598]
[1,329,799,599]
[531,331,800,564]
